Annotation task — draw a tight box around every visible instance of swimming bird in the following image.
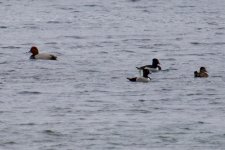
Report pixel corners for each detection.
[127,69,151,82]
[29,46,57,60]
[136,58,161,72]
[194,67,208,78]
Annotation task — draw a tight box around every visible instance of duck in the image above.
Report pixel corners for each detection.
[29,46,57,60]
[136,58,161,72]
[194,67,208,78]
[127,68,151,82]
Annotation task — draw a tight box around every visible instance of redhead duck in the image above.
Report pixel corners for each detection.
[194,67,208,78]
[127,69,151,82]
[29,46,57,60]
[136,58,161,72]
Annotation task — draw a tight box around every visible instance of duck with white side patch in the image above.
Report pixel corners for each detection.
[136,58,161,72]
[127,69,151,82]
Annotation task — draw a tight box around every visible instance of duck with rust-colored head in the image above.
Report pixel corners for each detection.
[29,46,57,60]
[127,68,151,82]
[194,67,208,78]
[136,58,161,72]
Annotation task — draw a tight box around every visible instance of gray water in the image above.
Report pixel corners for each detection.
[1,0,225,149]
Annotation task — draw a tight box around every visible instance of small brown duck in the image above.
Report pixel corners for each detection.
[194,67,208,78]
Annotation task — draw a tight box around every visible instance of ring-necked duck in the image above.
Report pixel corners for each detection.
[127,69,151,82]
[136,58,161,72]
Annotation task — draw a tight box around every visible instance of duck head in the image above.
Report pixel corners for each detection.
[152,58,160,67]
[29,46,39,55]
[200,67,207,73]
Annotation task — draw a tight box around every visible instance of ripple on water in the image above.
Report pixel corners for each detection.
[47,21,61,24]
[44,42,58,45]
[18,91,42,95]
[190,42,225,46]
[1,46,21,49]
[177,5,195,8]
[0,141,17,146]
[0,61,8,64]
[0,26,7,29]
[42,130,65,137]
[129,109,152,114]
[84,4,99,7]
[22,24,39,29]
[57,7,74,11]
[120,50,135,53]
[215,32,224,35]
[157,135,178,143]
[19,122,36,126]
[129,0,141,2]
[64,35,86,39]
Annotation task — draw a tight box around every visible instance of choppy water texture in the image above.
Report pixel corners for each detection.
[1,0,225,149]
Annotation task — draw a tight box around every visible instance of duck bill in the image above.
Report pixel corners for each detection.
[26,50,32,53]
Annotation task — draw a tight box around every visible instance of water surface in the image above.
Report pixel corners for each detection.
[1,0,225,149]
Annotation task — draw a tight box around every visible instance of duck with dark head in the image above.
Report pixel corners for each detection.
[136,58,161,72]
[127,68,151,82]
[29,46,57,60]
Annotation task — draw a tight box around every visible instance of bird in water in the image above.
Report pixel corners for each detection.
[136,58,161,72]
[127,68,151,82]
[194,67,208,78]
[29,46,57,60]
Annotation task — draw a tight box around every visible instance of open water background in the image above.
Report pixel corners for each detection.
[1,0,225,149]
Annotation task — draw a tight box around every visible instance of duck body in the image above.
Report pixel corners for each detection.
[136,58,161,72]
[127,77,151,82]
[30,53,57,60]
[29,46,57,60]
[194,67,208,78]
